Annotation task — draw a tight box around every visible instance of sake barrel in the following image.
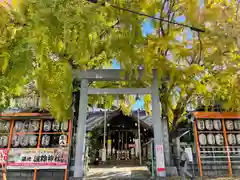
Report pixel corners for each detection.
[213,120,222,130]
[236,134,240,144]
[43,120,52,132]
[234,120,240,130]
[207,134,215,145]
[228,134,237,145]
[215,134,224,145]
[197,120,205,130]
[41,135,50,146]
[29,120,40,131]
[15,121,23,132]
[59,134,68,146]
[52,121,60,131]
[29,135,38,147]
[205,120,214,130]
[199,134,207,145]
[225,120,234,130]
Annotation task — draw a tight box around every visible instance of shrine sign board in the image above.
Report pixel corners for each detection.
[7,148,69,169]
[156,144,165,172]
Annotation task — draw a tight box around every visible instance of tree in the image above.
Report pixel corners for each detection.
[1,0,240,124]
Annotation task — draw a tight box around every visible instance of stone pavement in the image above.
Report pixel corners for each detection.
[86,166,151,179]
[86,166,240,180]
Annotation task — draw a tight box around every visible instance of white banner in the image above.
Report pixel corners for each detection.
[156,145,165,172]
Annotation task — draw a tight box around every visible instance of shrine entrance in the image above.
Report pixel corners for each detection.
[92,111,153,164]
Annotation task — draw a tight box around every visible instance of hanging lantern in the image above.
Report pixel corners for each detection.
[61,121,68,131]
[205,120,213,130]
[236,134,240,144]
[20,135,29,147]
[12,135,20,147]
[59,134,68,146]
[41,135,50,146]
[29,135,38,147]
[215,134,224,145]
[228,134,236,145]
[213,120,222,130]
[199,134,207,145]
[197,120,205,130]
[43,120,52,132]
[29,120,40,132]
[15,121,23,132]
[225,120,234,130]
[207,134,215,145]
[52,121,60,131]
[234,120,240,130]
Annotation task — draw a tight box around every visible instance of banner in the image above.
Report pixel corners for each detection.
[7,148,69,169]
[156,144,165,172]
[0,149,8,164]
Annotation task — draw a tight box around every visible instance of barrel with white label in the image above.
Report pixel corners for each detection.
[207,134,215,145]
[199,134,207,145]
[213,120,222,130]
[234,120,240,130]
[228,134,237,145]
[197,120,205,130]
[225,120,234,130]
[236,134,240,144]
[215,134,224,145]
[205,120,214,130]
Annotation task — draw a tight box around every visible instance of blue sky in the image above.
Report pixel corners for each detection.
[111,14,190,110]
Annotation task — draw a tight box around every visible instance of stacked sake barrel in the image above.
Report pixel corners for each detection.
[196,119,240,176]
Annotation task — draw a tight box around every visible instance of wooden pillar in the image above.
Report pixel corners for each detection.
[193,120,203,177]
[222,119,232,176]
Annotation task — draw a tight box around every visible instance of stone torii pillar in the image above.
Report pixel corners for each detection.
[152,70,166,177]
[74,79,88,178]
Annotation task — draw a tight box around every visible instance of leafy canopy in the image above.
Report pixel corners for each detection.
[1,0,240,122]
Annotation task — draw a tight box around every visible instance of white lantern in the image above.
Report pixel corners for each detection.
[29,135,38,147]
[199,134,207,145]
[15,121,23,132]
[59,135,67,146]
[215,134,224,145]
[207,134,215,145]
[225,120,234,130]
[197,120,205,130]
[29,120,40,131]
[61,121,68,131]
[52,121,60,131]
[12,135,20,147]
[43,120,52,132]
[234,120,240,130]
[236,134,240,144]
[41,135,50,146]
[205,120,214,130]
[213,120,222,130]
[228,134,237,145]
[20,135,29,147]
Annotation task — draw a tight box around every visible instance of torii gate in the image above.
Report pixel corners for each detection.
[73,69,169,178]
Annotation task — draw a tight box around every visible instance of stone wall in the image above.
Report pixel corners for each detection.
[5,169,65,180]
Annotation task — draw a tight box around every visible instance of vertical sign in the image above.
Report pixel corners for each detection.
[156,145,165,172]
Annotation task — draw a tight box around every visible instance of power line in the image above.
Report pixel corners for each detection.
[87,0,205,33]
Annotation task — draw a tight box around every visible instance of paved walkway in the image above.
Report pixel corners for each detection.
[86,166,151,179]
